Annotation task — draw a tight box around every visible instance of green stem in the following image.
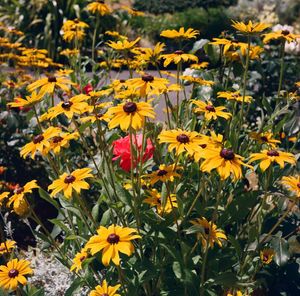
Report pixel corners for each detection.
[92,16,100,62]
[277,40,286,98]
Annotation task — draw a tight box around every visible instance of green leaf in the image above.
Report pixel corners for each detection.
[65,277,83,296]
[271,236,290,266]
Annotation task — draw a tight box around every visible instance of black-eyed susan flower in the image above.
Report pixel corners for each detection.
[90,280,121,296]
[127,74,169,96]
[7,180,39,210]
[190,62,209,69]
[48,168,93,199]
[248,149,296,172]
[144,189,177,215]
[13,198,30,217]
[0,240,16,255]
[47,94,90,120]
[20,127,61,159]
[70,247,89,273]
[86,225,141,266]
[87,1,111,15]
[27,75,75,97]
[161,50,198,67]
[231,20,270,34]
[133,42,165,65]
[158,129,203,156]
[260,248,275,264]
[249,132,280,148]
[281,176,300,197]
[217,90,252,103]
[190,217,227,249]
[200,148,252,181]
[192,100,231,121]
[160,27,199,40]
[180,75,214,86]
[48,132,79,154]
[122,5,144,17]
[0,192,9,207]
[106,37,140,51]
[227,291,243,296]
[146,164,181,185]
[0,259,33,291]
[107,101,155,131]
[7,91,42,108]
[263,29,300,44]
[210,38,248,54]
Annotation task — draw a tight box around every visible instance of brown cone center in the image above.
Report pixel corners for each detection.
[267,150,279,157]
[48,76,57,83]
[14,186,24,194]
[62,101,73,110]
[33,134,44,144]
[64,175,76,184]
[220,148,235,160]
[52,136,63,143]
[107,233,120,244]
[174,50,184,55]
[281,30,290,36]
[123,102,137,113]
[260,136,268,142]
[205,105,215,112]
[157,169,168,176]
[142,75,154,82]
[297,183,300,189]
[8,269,19,278]
[176,134,190,144]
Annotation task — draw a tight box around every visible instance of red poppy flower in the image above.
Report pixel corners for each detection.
[112,134,154,172]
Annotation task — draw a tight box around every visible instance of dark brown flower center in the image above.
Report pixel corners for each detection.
[260,136,268,142]
[79,256,86,262]
[52,136,63,143]
[33,134,44,144]
[64,175,76,184]
[96,112,104,118]
[267,150,279,157]
[74,19,79,24]
[297,183,300,189]
[0,247,5,251]
[281,30,290,36]
[107,233,120,244]
[263,255,269,262]
[120,79,126,83]
[157,169,168,176]
[48,76,57,83]
[14,186,24,194]
[62,101,73,110]
[142,75,154,82]
[174,50,184,55]
[204,227,210,235]
[8,269,19,278]
[205,105,215,112]
[200,144,207,148]
[123,102,137,113]
[176,134,190,144]
[220,148,235,160]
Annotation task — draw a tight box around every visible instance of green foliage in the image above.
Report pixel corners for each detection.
[133,0,237,14]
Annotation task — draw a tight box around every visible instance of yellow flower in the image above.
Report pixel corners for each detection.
[47,94,90,120]
[231,20,270,34]
[249,132,280,148]
[127,74,169,96]
[200,148,252,181]
[48,168,93,199]
[62,19,89,31]
[0,240,16,255]
[87,1,111,15]
[0,259,33,291]
[144,189,177,215]
[210,38,248,54]
[227,291,243,296]
[190,217,227,249]
[13,199,30,217]
[27,75,75,97]
[122,5,145,17]
[60,49,80,57]
[70,247,89,273]
[180,75,214,86]
[260,248,275,264]
[89,280,121,296]
[48,132,79,154]
[7,91,42,108]
[132,42,165,65]
[248,149,296,171]
[160,27,199,39]
[217,90,252,103]
[281,176,300,197]
[263,29,300,44]
[0,192,10,207]
[146,164,181,185]
[190,62,209,69]
[161,50,198,67]
[158,129,203,156]
[20,127,61,159]
[56,69,74,76]
[192,100,231,121]
[7,180,39,209]
[86,225,141,266]
[107,101,155,131]
[107,37,140,51]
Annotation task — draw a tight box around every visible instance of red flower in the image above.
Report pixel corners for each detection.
[112,134,154,172]
[83,83,93,95]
